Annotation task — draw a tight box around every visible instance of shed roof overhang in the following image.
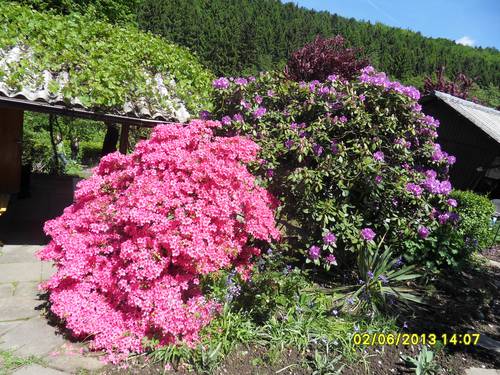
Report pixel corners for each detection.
[0,95,163,127]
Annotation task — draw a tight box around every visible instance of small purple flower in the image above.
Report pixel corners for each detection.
[338,115,348,123]
[313,143,324,156]
[319,86,330,95]
[347,298,355,306]
[375,175,383,184]
[240,100,251,110]
[280,139,293,150]
[266,169,274,178]
[299,130,308,138]
[233,113,244,123]
[394,257,404,268]
[199,110,212,120]
[447,198,457,207]
[378,274,388,284]
[331,140,339,154]
[254,95,263,104]
[290,122,299,130]
[327,74,339,82]
[373,151,385,162]
[234,77,248,86]
[359,94,366,102]
[438,212,450,225]
[267,89,275,97]
[360,228,376,241]
[323,232,337,245]
[367,271,374,279]
[212,77,230,89]
[403,321,408,329]
[221,116,232,126]
[417,226,430,239]
[253,106,267,119]
[353,324,359,331]
[248,76,256,82]
[325,254,337,265]
[309,245,321,260]
[447,155,456,165]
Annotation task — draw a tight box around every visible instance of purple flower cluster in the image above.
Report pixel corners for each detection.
[360,227,376,241]
[359,66,420,100]
[406,183,423,197]
[323,232,337,245]
[253,107,267,119]
[213,77,230,90]
[313,143,324,156]
[373,151,385,162]
[422,170,452,195]
[309,245,321,260]
[418,226,430,239]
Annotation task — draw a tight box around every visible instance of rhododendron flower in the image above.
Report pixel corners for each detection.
[373,151,384,162]
[406,183,423,197]
[325,254,337,265]
[37,120,279,362]
[447,198,457,207]
[313,143,324,156]
[213,77,230,89]
[360,228,376,241]
[418,226,430,239]
[253,107,267,118]
[308,245,321,260]
[323,232,337,245]
[284,139,294,149]
[375,175,382,184]
[234,77,248,86]
[221,116,232,126]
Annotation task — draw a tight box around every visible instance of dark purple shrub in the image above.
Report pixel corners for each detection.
[424,66,474,100]
[284,35,368,82]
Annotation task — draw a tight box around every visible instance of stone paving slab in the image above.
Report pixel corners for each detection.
[0,282,14,298]
[0,297,41,321]
[0,263,42,283]
[12,282,40,298]
[0,246,42,264]
[0,321,21,336]
[48,350,104,373]
[477,334,500,354]
[0,316,66,357]
[12,364,67,375]
[465,369,500,375]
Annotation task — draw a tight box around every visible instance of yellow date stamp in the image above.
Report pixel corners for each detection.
[353,333,481,346]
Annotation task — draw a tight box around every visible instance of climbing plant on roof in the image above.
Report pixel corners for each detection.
[0,2,213,121]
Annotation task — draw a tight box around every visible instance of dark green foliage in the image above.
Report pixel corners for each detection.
[448,190,495,252]
[6,0,140,23]
[137,0,500,87]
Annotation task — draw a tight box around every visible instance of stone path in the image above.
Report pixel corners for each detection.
[0,245,104,374]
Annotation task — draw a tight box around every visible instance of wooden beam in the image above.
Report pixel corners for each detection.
[0,108,23,193]
[101,122,119,157]
[119,124,130,154]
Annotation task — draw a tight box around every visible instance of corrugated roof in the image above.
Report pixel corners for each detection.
[0,46,190,123]
[433,91,500,144]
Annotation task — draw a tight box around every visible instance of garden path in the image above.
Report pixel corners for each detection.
[0,244,105,374]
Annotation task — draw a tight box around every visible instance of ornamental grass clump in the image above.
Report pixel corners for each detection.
[211,67,459,273]
[37,120,280,362]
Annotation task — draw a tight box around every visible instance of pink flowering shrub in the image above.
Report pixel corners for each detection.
[37,120,280,362]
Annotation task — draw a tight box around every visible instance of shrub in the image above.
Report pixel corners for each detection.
[37,120,279,362]
[284,35,368,82]
[211,68,458,273]
[79,141,103,165]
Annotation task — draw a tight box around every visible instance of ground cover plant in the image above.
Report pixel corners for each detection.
[37,120,280,363]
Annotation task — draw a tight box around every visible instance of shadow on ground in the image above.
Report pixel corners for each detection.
[0,174,78,246]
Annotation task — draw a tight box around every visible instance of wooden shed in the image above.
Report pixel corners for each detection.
[421,91,500,197]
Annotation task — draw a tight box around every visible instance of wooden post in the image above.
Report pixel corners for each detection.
[0,108,24,193]
[101,122,119,156]
[119,124,130,154]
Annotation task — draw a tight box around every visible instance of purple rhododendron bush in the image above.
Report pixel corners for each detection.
[37,120,280,362]
[211,66,462,273]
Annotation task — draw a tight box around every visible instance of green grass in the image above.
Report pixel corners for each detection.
[0,350,44,374]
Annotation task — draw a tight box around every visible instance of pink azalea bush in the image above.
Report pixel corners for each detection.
[37,120,280,362]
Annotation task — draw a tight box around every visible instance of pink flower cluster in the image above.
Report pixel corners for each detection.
[37,120,280,362]
[359,66,420,100]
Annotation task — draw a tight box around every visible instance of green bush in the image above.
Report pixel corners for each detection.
[0,2,213,118]
[212,69,458,274]
[79,141,102,166]
[447,190,495,252]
